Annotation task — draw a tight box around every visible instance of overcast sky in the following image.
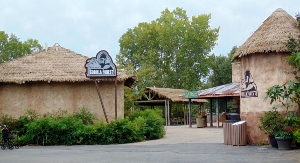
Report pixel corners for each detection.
[0,0,299,61]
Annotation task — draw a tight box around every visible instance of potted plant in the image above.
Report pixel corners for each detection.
[275,112,298,150]
[258,107,282,148]
[275,130,293,150]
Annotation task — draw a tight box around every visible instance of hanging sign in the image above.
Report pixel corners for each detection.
[182,91,198,98]
[85,50,117,78]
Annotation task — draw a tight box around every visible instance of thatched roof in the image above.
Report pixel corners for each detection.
[144,87,207,103]
[0,43,137,87]
[232,8,300,61]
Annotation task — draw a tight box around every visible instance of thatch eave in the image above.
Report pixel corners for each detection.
[232,8,300,61]
[0,43,137,88]
[142,87,207,103]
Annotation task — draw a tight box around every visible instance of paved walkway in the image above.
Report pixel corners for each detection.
[1,124,300,163]
[132,124,224,145]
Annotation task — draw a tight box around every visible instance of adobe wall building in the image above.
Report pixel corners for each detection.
[232,8,300,144]
[0,44,136,121]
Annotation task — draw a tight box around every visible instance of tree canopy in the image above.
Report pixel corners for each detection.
[117,7,219,91]
[0,31,42,63]
[207,46,237,87]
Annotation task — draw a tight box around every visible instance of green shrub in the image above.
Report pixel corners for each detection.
[127,109,165,140]
[258,107,283,136]
[73,107,96,125]
[0,114,17,130]
[16,108,166,145]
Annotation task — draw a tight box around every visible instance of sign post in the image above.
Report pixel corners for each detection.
[84,50,117,123]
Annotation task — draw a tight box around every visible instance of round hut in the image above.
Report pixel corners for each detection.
[0,44,137,121]
[232,8,300,144]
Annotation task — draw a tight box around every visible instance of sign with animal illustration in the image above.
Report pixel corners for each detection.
[241,70,258,98]
[85,50,117,78]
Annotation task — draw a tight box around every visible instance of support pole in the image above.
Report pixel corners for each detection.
[165,100,168,126]
[184,103,187,125]
[167,100,170,126]
[189,98,192,128]
[225,98,228,113]
[115,78,117,120]
[216,98,219,128]
[210,99,213,127]
[94,79,108,123]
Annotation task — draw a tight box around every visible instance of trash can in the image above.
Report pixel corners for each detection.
[203,116,207,127]
[223,113,239,145]
[223,120,238,145]
[221,112,226,126]
[197,116,204,128]
[232,121,247,146]
[226,113,241,121]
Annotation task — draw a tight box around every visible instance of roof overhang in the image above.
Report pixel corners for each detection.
[180,82,240,99]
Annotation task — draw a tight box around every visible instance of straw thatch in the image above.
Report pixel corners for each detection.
[232,8,300,61]
[0,43,137,87]
[144,87,207,103]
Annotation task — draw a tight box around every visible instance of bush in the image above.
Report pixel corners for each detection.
[258,107,283,136]
[73,107,96,125]
[127,109,165,140]
[9,108,166,145]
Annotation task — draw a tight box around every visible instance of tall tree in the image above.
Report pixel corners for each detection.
[208,46,237,87]
[0,31,42,63]
[117,7,219,91]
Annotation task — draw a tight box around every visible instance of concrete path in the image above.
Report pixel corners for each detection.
[131,125,224,145]
[0,124,300,163]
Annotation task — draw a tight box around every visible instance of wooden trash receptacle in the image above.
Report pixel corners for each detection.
[223,120,236,145]
[221,112,227,126]
[232,121,247,146]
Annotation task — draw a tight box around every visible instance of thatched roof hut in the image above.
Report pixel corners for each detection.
[0,43,136,120]
[231,8,300,144]
[0,43,136,87]
[232,8,300,61]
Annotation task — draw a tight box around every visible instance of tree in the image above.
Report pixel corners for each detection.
[117,7,219,92]
[208,46,237,87]
[0,31,42,63]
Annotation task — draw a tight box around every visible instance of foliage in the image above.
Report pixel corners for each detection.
[0,109,38,134]
[264,82,298,111]
[117,7,219,92]
[282,112,298,130]
[0,31,42,63]
[293,129,300,143]
[208,46,237,87]
[275,130,293,139]
[258,107,283,136]
[127,109,165,140]
[275,112,299,140]
[72,107,96,125]
[3,108,165,146]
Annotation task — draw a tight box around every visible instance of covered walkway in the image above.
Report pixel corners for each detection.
[135,87,207,126]
[180,82,240,128]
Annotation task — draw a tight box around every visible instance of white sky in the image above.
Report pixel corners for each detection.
[0,0,299,61]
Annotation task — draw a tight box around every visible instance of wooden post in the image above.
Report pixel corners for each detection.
[189,98,192,128]
[216,98,219,128]
[115,78,117,120]
[94,79,108,123]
